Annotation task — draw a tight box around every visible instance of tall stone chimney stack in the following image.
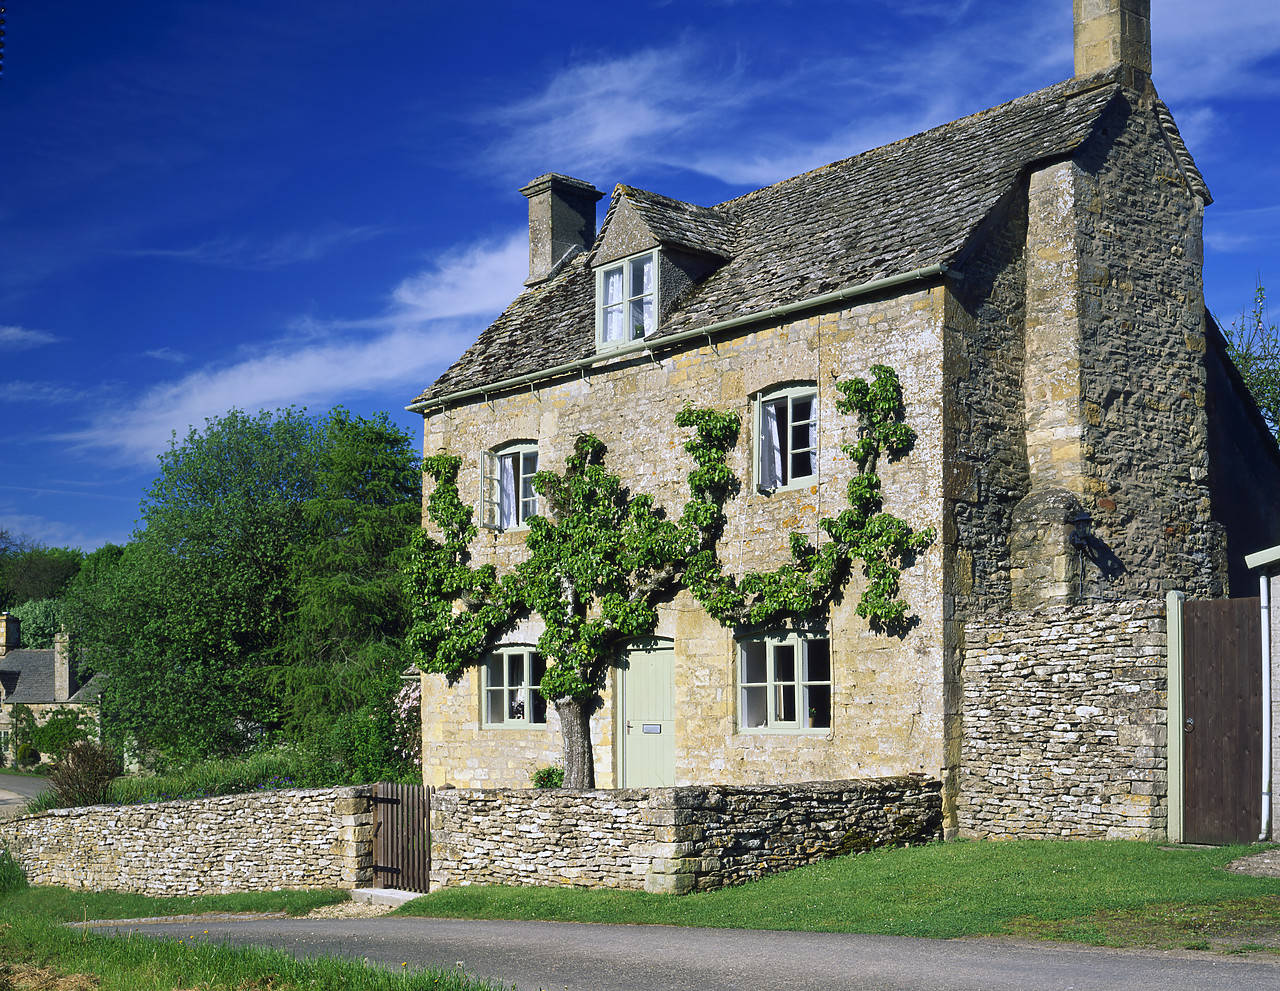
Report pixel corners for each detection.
[1073,0,1152,90]
[53,631,71,702]
[0,613,17,656]
[519,174,603,286]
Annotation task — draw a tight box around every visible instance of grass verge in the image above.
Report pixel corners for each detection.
[394,839,1280,953]
[0,887,509,990]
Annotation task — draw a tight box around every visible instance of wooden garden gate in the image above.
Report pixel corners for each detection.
[1182,598,1263,845]
[372,782,431,892]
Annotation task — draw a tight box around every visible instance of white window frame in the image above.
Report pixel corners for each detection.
[755,385,818,492]
[737,632,831,733]
[481,647,548,728]
[481,442,538,530]
[595,249,659,349]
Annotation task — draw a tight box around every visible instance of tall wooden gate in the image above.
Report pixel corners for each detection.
[372,782,431,892]
[1182,598,1263,845]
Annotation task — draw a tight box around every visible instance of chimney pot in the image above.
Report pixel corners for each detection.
[1073,0,1152,89]
[519,174,604,286]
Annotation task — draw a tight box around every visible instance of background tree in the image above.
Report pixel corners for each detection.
[7,597,68,650]
[1224,281,1280,438]
[405,366,931,788]
[72,407,421,771]
[1,543,83,611]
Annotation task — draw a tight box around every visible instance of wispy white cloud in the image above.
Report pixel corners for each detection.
[0,381,78,404]
[0,326,59,350]
[1155,0,1280,101]
[125,224,386,270]
[0,505,130,551]
[391,231,528,320]
[1205,204,1280,254]
[143,347,190,363]
[59,232,529,468]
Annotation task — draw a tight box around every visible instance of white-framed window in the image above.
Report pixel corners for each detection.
[482,648,548,727]
[755,386,817,491]
[737,632,831,732]
[482,443,538,530]
[596,249,658,347]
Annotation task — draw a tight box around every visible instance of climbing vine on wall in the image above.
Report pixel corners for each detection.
[403,363,932,786]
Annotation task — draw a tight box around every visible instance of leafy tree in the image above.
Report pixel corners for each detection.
[73,407,421,769]
[11,704,91,763]
[1,544,83,610]
[405,365,931,787]
[7,597,68,650]
[1224,281,1280,437]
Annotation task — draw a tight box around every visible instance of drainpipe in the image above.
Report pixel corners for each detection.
[1261,573,1273,842]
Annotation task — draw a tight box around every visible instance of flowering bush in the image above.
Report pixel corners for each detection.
[391,678,422,770]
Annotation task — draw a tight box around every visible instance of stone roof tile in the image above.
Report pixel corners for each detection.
[414,75,1124,406]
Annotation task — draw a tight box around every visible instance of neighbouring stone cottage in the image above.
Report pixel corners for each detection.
[408,1,1280,841]
[0,612,102,763]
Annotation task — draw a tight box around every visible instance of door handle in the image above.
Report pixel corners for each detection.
[1184,717,1194,733]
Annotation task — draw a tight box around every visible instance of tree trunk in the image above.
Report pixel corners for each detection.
[555,696,595,789]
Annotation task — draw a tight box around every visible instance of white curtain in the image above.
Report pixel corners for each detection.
[603,268,624,341]
[761,400,782,488]
[499,453,516,527]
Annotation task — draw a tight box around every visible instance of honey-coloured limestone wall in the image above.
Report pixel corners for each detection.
[420,287,949,798]
[0,787,374,894]
[958,599,1167,839]
[430,777,943,894]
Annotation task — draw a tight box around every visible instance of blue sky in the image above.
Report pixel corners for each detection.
[2,0,1278,551]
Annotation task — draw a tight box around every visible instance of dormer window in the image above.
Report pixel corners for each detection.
[596,249,658,348]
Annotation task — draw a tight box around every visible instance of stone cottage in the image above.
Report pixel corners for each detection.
[408,1,1280,840]
[0,612,102,762]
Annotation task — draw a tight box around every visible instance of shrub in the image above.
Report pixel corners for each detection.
[49,740,123,807]
[0,848,27,895]
[531,765,564,789]
[14,743,39,767]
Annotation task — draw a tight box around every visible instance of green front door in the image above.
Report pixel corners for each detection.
[620,639,675,787]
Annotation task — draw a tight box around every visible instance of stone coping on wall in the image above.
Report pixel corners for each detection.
[430,775,943,894]
[0,785,375,895]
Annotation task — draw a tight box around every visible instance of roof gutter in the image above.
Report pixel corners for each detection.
[407,262,954,414]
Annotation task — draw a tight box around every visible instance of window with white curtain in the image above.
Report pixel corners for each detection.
[482,648,547,727]
[481,442,538,530]
[596,249,658,348]
[737,633,831,732]
[756,386,817,491]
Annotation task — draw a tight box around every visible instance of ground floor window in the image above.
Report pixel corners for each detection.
[482,648,547,726]
[738,633,831,731]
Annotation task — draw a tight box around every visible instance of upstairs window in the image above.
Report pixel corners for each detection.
[738,633,831,732]
[597,249,658,347]
[482,443,538,530]
[756,386,817,491]
[482,648,547,727]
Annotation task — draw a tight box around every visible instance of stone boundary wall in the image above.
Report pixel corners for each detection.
[431,776,942,894]
[0,786,373,894]
[959,600,1166,839]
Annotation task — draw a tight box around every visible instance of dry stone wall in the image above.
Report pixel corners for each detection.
[0,787,374,894]
[959,600,1166,839]
[430,776,942,894]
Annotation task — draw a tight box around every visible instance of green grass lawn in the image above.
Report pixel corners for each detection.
[0,886,508,990]
[394,840,1280,952]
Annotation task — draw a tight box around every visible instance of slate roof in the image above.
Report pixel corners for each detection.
[599,186,739,260]
[0,649,85,705]
[414,71,1176,407]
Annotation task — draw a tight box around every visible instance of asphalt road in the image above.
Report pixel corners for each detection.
[94,916,1280,991]
[0,771,50,816]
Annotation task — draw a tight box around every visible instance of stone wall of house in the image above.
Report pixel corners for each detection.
[0,787,374,894]
[421,287,950,795]
[957,599,1167,839]
[430,776,942,894]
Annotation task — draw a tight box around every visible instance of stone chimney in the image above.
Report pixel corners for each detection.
[519,174,603,286]
[1073,0,1152,90]
[54,631,71,702]
[0,613,17,656]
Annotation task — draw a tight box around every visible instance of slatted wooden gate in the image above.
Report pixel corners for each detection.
[1182,598,1263,845]
[372,782,431,892]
